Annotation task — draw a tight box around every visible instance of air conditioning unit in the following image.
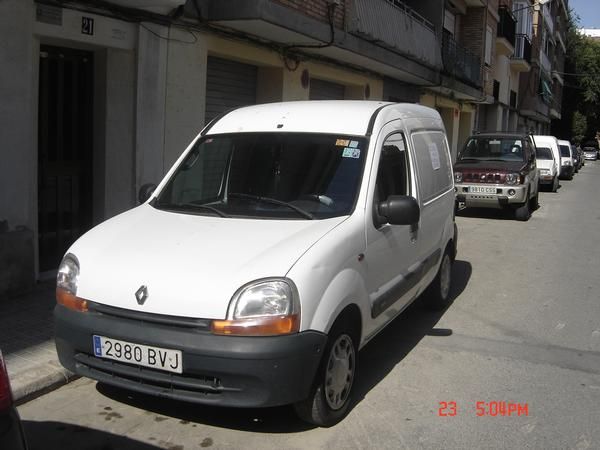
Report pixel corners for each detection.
[107,0,186,15]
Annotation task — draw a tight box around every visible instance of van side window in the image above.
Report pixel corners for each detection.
[411,131,452,203]
[374,133,410,204]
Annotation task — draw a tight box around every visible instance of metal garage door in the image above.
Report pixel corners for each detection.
[205,56,257,124]
[309,79,345,100]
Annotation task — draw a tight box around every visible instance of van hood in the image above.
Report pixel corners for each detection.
[454,160,527,172]
[69,205,347,319]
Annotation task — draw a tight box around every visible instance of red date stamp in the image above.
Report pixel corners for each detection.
[438,401,529,417]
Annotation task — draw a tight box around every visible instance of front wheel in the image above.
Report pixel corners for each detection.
[294,323,358,427]
[514,198,531,221]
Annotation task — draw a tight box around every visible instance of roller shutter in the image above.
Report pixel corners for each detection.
[309,79,345,100]
[205,56,257,124]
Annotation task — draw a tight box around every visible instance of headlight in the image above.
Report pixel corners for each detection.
[211,279,300,336]
[56,254,87,312]
[454,172,463,183]
[540,169,549,175]
[505,173,520,185]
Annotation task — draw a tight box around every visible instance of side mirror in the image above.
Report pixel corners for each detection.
[377,195,420,226]
[138,183,157,204]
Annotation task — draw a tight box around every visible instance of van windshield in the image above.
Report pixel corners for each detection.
[559,145,571,157]
[536,147,553,160]
[458,137,528,162]
[154,133,368,219]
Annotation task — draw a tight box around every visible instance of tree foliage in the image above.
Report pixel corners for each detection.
[555,9,600,143]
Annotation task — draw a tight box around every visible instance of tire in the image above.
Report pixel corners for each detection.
[529,191,539,211]
[551,176,558,192]
[424,249,453,310]
[514,197,531,221]
[294,319,358,427]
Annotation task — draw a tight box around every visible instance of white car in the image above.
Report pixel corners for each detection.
[535,145,559,191]
[557,139,574,180]
[54,101,458,427]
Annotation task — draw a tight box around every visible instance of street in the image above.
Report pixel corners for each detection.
[18,162,600,450]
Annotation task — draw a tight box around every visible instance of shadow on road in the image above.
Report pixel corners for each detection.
[95,260,472,433]
[22,420,162,450]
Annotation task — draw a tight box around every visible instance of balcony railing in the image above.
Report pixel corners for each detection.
[497,6,516,47]
[512,34,532,64]
[441,32,482,87]
[348,0,442,69]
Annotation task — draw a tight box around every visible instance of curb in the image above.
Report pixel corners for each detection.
[12,361,79,406]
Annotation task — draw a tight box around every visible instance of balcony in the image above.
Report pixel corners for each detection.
[540,50,552,74]
[510,34,531,72]
[542,3,554,35]
[348,0,441,69]
[441,32,482,88]
[496,6,516,56]
[108,0,186,14]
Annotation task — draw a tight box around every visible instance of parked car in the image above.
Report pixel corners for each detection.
[557,140,574,179]
[535,145,559,192]
[583,146,598,161]
[54,101,458,427]
[0,350,28,450]
[570,144,582,173]
[454,132,539,221]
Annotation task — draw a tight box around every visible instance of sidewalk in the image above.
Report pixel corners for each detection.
[0,282,76,404]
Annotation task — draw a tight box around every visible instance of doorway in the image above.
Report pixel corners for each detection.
[38,45,94,272]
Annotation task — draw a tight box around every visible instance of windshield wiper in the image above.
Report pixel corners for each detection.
[457,157,480,162]
[158,202,229,218]
[227,193,314,219]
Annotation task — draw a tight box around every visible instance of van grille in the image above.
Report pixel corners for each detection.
[462,172,505,183]
[74,353,229,401]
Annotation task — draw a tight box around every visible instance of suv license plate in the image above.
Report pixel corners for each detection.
[93,335,182,374]
[469,186,497,194]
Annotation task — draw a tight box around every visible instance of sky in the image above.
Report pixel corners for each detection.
[569,0,600,29]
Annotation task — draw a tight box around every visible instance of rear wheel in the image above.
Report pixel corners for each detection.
[424,249,453,310]
[294,319,358,427]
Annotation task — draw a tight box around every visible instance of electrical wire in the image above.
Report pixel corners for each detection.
[140,23,197,44]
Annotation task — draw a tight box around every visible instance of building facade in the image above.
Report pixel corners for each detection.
[0,0,565,296]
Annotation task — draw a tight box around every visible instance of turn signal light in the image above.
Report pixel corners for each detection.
[56,288,89,312]
[211,315,299,336]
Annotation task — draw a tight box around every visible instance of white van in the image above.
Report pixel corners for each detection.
[54,101,457,426]
[532,135,561,188]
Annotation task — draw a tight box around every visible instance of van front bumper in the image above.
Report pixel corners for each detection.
[455,183,528,208]
[55,304,326,408]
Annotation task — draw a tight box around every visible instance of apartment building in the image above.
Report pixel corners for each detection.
[518,0,568,133]
[0,0,564,295]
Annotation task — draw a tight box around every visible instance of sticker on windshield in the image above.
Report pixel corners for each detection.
[349,140,359,148]
[336,139,350,146]
[342,147,361,158]
[428,143,441,170]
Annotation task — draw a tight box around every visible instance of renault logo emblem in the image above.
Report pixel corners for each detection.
[135,285,148,305]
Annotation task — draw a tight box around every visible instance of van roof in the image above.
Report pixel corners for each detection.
[205,101,441,136]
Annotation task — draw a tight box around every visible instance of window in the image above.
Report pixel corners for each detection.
[374,133,410,204]
[536,147,553,160]
[411,131,452,203]
[485,26,493,65]
[444,9,456,35]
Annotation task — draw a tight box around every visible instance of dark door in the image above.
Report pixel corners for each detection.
[309,78,345,100]
[38,46,94,272]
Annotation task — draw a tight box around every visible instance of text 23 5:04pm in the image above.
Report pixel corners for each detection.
[438,401,529,417]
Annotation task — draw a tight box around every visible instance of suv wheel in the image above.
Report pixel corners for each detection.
[551,176,559,192]
[294,319,358,427]
[529,191,539,211]
[515,196,531,221]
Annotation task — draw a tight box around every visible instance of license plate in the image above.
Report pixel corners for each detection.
[469,186,496,194]
[93,335,182,374]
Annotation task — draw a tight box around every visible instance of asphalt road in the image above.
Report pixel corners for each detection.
[18,161,600,450]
